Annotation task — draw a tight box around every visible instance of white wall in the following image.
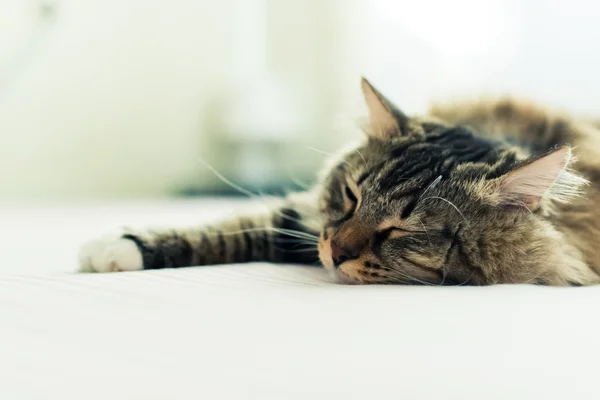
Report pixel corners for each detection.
[3,0,600,201]
[363,0,600,115]
[0,0,235,200]
[0,0,351,201]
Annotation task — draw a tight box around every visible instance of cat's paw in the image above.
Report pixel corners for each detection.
[78,232,143,273]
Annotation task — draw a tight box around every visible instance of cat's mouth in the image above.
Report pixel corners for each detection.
[332,270,361,285]
[317,230,376,284]
[317,230,335,271]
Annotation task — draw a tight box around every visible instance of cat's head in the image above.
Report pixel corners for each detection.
[316,78,587,285]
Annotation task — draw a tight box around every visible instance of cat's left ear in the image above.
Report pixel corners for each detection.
[361,77,409,139]
[492,147,587,210]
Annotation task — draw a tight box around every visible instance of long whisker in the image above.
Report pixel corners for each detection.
[271,228,319,241]
[420,196,467,222]
[354,148,367,169]
[196,157,309,227]
[304,146,335,157]
[437,264,448,286]
[283,247,319,253]
[213,227,319,242]
[395,270,437,286]
[283,238,320,244]
[280,239,319,246]
[290,241,320,249]
[454,270,476,286]
[416,217,431,246]
[419,175,443,200]
[197,157,257,198]
[304,146,350,166]
[283,163,312,190]
[374,266,434,286]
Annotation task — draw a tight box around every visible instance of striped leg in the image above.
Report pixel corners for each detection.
[79,194,321,272]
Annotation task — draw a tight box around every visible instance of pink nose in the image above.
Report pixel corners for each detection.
[330,241,359,266]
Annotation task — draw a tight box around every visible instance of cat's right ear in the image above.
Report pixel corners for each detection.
[477,147,588,211]
[361,77,409,139]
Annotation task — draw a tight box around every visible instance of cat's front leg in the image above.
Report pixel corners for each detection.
[78,193,321,272]
[79,230,145,272]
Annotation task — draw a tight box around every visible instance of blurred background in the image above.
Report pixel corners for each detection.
[2,0,600,203]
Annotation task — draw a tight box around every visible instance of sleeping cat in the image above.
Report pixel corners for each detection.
[78,78,600,286]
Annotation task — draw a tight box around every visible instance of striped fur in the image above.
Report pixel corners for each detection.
[79,79,600,286]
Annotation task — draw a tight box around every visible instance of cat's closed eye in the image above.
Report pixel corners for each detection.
[376,227,410,240]
[344,185,357,203]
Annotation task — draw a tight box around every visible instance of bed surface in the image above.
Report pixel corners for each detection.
[1,199,599,399]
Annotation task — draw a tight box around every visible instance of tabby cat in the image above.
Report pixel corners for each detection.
[79,78,600,286]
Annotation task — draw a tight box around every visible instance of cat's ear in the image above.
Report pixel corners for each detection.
[493,147,586,210]
[361,77,408,139]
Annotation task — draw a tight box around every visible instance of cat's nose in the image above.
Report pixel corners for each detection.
[331,240,359,266]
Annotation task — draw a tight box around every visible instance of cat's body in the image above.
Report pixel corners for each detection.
[79,79,600,286]
[431,99,600,284]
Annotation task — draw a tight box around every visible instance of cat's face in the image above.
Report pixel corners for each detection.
[316,79,584,285]
[317,127,495,285]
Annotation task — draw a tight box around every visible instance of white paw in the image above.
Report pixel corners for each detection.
[78,233,143,273]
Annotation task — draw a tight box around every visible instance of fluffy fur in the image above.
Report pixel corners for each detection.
[79,79,600,286]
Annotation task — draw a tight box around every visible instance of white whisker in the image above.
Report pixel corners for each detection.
[196,157,309,227]
[416,217,432,246]
[304,146,334,157]
[421,196,467,222]
[283,247,319,254]
[354,148,367,169]
[196,157,258,198]
[283,163,312,190]
[212,227,319,242]
[455,270,476,286]
[304,146,350,166]
[419,175,443,200]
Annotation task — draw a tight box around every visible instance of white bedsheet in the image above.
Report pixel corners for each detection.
[1,199,599,400]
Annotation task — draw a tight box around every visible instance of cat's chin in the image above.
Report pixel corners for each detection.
[330,270,361,285]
